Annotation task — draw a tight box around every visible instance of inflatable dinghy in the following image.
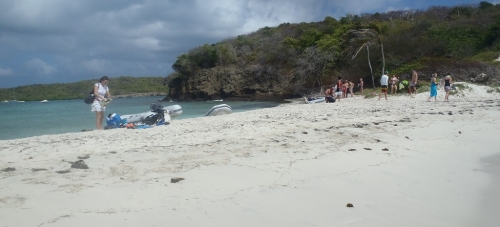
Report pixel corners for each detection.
[121,104,181,123]
[205,104,232,116]
[163,104,183,117]
[304,97,326,104]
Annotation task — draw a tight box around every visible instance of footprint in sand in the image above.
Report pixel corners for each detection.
[0,196,27,208]
[1,167,16,172]
[58,183,93,193]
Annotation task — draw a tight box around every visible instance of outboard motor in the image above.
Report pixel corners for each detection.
[142,103,166,125]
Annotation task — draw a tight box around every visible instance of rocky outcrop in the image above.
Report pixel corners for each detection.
[167,66,293,101]
[468,73,490,83]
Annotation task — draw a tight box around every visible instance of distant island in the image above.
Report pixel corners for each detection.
[0,76,168,102]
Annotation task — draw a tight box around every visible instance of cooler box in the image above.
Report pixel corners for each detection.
[106,113,127,127]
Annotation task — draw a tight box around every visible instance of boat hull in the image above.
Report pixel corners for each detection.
[205,104,232,116]
[121,105,181,123]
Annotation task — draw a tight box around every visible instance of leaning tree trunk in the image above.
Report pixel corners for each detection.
[366,44,375,88]
[379,37,385,75]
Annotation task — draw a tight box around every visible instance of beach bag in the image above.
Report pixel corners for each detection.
[83,91,95,104]
[83,84,99,104]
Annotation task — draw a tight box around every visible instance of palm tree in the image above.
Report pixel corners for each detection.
[346,25,386,88]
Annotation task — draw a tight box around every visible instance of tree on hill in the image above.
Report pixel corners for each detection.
[346,25,386,88]
[164,1,500,101]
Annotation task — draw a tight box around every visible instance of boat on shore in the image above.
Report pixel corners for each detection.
[121,104,182,123]
[304,97,326,104]
[205,104,232,116]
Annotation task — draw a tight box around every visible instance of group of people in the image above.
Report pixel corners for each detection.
[427,73,453,102]
[324,77,365,103]
[379,70,419,100]
[380,70,453,101]
[324,70,454,103]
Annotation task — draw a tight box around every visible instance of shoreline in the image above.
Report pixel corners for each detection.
[1,83,499,226]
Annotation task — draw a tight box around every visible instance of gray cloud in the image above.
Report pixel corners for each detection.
[0,68,13,77]
[0,0,485,87]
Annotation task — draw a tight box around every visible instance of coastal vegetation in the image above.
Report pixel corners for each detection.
[165,1,500,101]
[0,76,166,101]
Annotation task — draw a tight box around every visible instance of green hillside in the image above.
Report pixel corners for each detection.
[165,1,500,99]
[0,76,167,101]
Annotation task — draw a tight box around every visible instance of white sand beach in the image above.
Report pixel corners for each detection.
[1,83,499,227]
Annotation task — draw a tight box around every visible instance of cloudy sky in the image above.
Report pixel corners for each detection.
[0,0,494,88]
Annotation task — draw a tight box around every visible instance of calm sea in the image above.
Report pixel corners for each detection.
[0,97,282,140]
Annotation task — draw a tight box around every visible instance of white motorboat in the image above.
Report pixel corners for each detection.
[121,104,182,123]
[205,104,232,116]
[40,100,49,103]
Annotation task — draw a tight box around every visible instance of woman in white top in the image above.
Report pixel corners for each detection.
[92,76,112,130]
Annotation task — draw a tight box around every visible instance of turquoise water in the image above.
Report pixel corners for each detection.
[0,97,282,140]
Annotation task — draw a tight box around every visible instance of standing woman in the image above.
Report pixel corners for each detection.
[335,77,343,102]
[390,75,398,94]
[92,76,112,130]
[427,73,438,102]
[348,80,355,97]
[358,78,364,95]
[443,74,453,102]
[342,80,349,98]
